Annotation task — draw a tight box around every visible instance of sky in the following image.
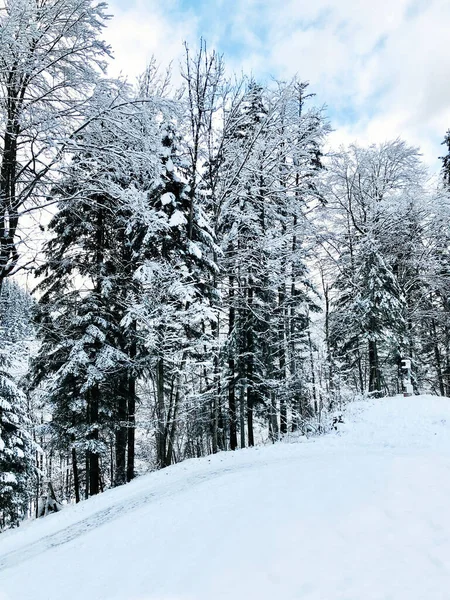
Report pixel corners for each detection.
[104,0,448,172]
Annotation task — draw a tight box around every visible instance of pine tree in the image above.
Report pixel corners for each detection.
[31,101,153,495]
[126,119,218,468]
[215,78,327,442]
[324,141,426,396]
[331,236,406,395]
[441,131,450,187]
[0,281,35,529]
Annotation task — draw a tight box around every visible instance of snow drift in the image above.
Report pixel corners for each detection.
[1,395,450,600]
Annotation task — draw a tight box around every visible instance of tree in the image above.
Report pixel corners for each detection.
[324,140,427,395]
[31,89,160,495]
[0,280,35,529]
[0,0,112,292]
[441,130,450,187]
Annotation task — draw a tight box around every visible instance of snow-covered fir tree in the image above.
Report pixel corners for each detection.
[0,281,35,529]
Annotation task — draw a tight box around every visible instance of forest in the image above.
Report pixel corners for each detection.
[1,0,450,530]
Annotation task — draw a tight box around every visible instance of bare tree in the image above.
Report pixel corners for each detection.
[0,0,112,292]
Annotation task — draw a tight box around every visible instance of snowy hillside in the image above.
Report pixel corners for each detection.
[1,395,450,600]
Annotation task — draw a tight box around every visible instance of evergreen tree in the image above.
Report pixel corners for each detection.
[330,236,405,395]
[0,281,35,529]
[31,96,157,496]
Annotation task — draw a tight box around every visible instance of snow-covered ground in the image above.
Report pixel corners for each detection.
[2,395,450,600]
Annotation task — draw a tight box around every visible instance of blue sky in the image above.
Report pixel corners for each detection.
[104,0,450,172]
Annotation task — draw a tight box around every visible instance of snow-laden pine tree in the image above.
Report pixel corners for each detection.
[0,281,35,529]
[420,131,450,395]
[330,235,406,395]
[441,131,450,187]
[31,85,163,496]
[212,77,328,443]
[125,117,219,468]
[324,141,428,395]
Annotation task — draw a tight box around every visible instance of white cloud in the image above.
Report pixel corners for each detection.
[259,0,449,169]
[101,0,450,171]
[104,0,199,82]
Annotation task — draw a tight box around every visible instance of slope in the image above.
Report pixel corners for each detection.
[1,395,450,600]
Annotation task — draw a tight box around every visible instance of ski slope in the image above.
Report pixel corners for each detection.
[1,395,450,600]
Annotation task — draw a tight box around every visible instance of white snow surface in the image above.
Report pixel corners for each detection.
[2,395,450,599]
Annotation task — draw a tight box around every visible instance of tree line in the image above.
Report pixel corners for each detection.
[1,0,450,529]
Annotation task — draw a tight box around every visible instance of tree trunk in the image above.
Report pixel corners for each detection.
[228,274,238,450]
[246,279,255,447]
[239,384,246,448]
[368,338,382,394]
[0,107,20,288]
[431,318,445,396]
[166,381,181,466]
[228,356,237,450]
[308,329,318,414]
[127,374,136,482]
[85,453,90,500]
[71,447,80,504]
[247,386,254,447]
[114,385,127,487]
[269,392,279,441]
[156,357,166,468]
[211,319,220,454]
[279,284,287,435]
[88,387,100,496]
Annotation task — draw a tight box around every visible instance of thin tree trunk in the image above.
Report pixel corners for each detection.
[269,392,279,441]
[228,356,237,450]
[246,279,255,447]
[114,386,127,486]
[368,338,382,394]
[228,273,238,450]
[89,387,100,496]
[71,447,80,504]
[156,357,166,468]
[166,381,181,466]
[431,318,445,396]
[247,387,254,447]
[85,452,90,500]
[279,282,287,434]
[126,374,136,482]
[239,384,246,448]
[211,319,219,454]
[308,329,318,414]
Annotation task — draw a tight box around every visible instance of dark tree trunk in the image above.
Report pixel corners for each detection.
[308,329,318,414]
[431,318,445,396]
[246,280,255,447]
[156,357,166,468]
[279,284,287,435]
[166,381,181,467]
[247,387,254,447]
[239,384,246,448]
[114,388,127,487]
[211,319,220,454]
[368,338,382,394]
[0,106,20,288]
[85,453,90,500]
[89,387,100,496]
[126,374,136,482]
[71,447,80,504]
[228,274,238,450]
[269,392,279,441]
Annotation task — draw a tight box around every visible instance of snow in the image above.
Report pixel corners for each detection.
[2,395,450,599]
[187,240,202,259]
[168,209,187,227]
[0,473,16,484]
[160,192,174,206]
